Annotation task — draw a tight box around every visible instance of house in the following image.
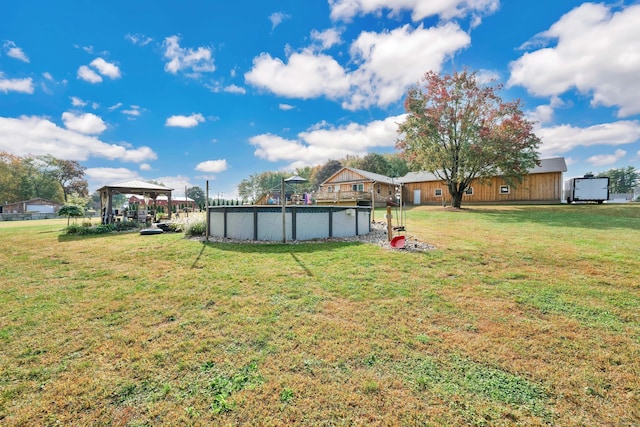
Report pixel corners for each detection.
[400,157,568,205]
[314,167,401,207]
[0,198,63,214]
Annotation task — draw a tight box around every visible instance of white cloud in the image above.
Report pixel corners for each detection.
[279,103,295,111]
[85,167,142,191]
[0,74,34,93]
[311,28,343,50]
[62,112,107,134]
[587,149,627,167]
[139,163,152,171]
[195,159,228,173]
[122,105,142,117]
[108,102,123,111]
[154,175,193,196]
[125,33,153,46]
[0,115,157,163]
[527,96,565,126]
[508,3,640,117]
[245,50,350,99]
[329,0,499,22]
[345,23,470,109]
[536,120,640,157]
[77,65,102,83]
[90,58,121,79]
[250,114,405,168]
[42,72,54,81]
[245,22,469,109]
[70,96,87,107]
[165,113,205,128]
[3,41,30,62]
[77,58,121,83]
[162,35,215,75]
[223,84,246,94]
[269,12,291,30]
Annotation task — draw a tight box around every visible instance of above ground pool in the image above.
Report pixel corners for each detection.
[207,205,371,241]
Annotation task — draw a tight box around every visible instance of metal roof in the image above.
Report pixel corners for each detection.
[343,167,398,184]
[398,157,567,183]
[97,180,173,192]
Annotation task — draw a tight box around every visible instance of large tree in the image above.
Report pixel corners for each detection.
[310,160,343,189]
[595,166,638,194]
[52,158,88,201]
[0,152,24,204]
[186,186,206,209]
[397,70,540,208]
[345,153,390,175]
[237,171,291,203]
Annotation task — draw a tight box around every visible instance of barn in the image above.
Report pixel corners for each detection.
[400,157,567,205]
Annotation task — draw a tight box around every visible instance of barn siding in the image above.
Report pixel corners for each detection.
[403,172,564,204]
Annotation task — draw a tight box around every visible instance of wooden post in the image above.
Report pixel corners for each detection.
[386,206,392,241]
[371,187,375,222]
[205,180,209,242]
[281,177,286,243]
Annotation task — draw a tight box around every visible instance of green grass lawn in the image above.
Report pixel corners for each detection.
[1,205,639,426]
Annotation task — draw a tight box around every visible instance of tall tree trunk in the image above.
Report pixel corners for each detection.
[450,190,463,208]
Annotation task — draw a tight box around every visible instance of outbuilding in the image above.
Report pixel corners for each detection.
[0,198,63,214]
[399,157,567,205]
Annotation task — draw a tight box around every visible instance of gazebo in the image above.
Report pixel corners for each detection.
[97,180,173,224]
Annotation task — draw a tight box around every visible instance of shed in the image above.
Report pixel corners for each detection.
[399,157,568,205]
[0,198,63,214]
[97,180,173,224]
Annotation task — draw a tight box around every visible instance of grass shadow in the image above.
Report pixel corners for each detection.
[290,252,314,277]
[200,240,364,254]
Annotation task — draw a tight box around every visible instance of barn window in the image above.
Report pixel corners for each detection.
[352,183,364,192]
[327,186,333,193]
[376,184,381,194]
[500,185,510,194]
[435,189,443,197]
[465,187,474,196]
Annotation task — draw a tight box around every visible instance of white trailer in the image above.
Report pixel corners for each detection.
[565,175,609,204]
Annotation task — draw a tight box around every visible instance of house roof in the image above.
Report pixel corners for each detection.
[2,198,63,207]
[399,157,567,183]
[323,167,397,185]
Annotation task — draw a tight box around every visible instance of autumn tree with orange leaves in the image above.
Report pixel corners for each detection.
[397,70,540,208]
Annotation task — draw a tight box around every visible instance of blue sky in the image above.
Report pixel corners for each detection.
[2,0,639,198]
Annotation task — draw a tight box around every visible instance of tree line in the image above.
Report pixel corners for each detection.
[590,166,639,194]
[0,152,88,205]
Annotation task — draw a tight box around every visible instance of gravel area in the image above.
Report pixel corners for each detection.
[201,221,436,253]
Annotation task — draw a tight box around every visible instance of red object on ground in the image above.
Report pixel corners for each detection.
[390,235,406,248]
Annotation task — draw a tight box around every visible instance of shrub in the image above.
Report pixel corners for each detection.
[65,224,91,235]
[64,222,130,235]
[114,221,139,231]
[59,204,85,226]
[94,224,116,234]
[168,222,183,232]
[185,219,206,237]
